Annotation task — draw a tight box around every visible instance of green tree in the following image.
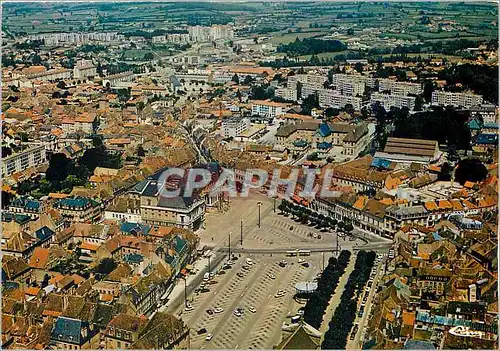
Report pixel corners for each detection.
[232,74,239,84]
[454,158,487,185]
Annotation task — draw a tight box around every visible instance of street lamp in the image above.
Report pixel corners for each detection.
[183,277,188,308]
[208,255,211,280]
[240,219,243,246]
[258,202,262,228]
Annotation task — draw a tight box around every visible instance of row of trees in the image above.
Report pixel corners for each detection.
[303,250,351,329]
[277,37,347,56]
[278,200,354,233]
[322,250,376,349]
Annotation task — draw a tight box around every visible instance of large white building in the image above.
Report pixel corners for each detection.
[188,24,234,42]
[73,60,97,79]
[287,74,327,88]
[378,79,422,96]
[335,80,365,97]
[251,100,288,118]
[275,87,297,102]
[317,89,362,110]
[27,32,124,45]
[371,93,416,111]
[431,91,483,109]
[222,116,251,137]
[2,143,47,177]
[331,73,376,88]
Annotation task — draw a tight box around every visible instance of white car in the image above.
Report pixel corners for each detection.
[268,273,276,279]
[249,307,257,313]
[185,305,194,311]
[246,258,253,265]
[298,259,305,263]
[205,333,213,341]
[213,307,224,313]
[233,310,242,317]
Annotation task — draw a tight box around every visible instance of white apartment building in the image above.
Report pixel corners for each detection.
[251,100,288,118]
[2,143,47,177]
[335,80,365,97]
[73,60,97,79]
[167,33,191,44]
[371,93,416,111]
[188,24,234,43]
[301,82,325,99]
[431,91,483,109]
[331,73,376,88]
[378,79,422,96]
[27,32,124,45]
[275,87,297,102]
[222,116,251,137]
[317,90,362,110]
[288,74,327,89]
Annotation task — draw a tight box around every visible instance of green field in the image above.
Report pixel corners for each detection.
[269,30,329,45]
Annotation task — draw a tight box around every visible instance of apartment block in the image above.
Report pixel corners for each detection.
[275,87,297,102]
[378,79,422,96]
[2,143,47,177]
[371,92,416,111]
[222,116,251,137]
[317,89,362,110]
[331,73,376,88]
[431,91,483,108]
[251,100,288,118]
[287,74,327,88]
[335,80,365,97]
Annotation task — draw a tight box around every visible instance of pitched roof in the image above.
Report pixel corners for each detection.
[29,247,50,269]
[106,313,148,333]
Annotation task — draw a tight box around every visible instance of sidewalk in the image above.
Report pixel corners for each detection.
[319,255,356,339]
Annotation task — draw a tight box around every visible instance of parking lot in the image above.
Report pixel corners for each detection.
[176,253,325,349]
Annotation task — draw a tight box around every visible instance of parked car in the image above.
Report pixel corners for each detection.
[206,309,214,315]
[214,307,224,313]
[237,272,244,278]
[249,307,257,313]
[206,333,213,341]
[197,328,207,335]
[242,265,250,271]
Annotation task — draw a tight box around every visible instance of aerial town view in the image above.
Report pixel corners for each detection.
[0,1,498,350]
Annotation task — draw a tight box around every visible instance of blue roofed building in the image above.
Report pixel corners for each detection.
[120,222,151,236]
[53,196,103,224]
[371,157,394,170]
[35,226,55,243]
[474,133,498,147]
[7,195,46,219]
[129,171,206,230]
[50,316,98,349]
